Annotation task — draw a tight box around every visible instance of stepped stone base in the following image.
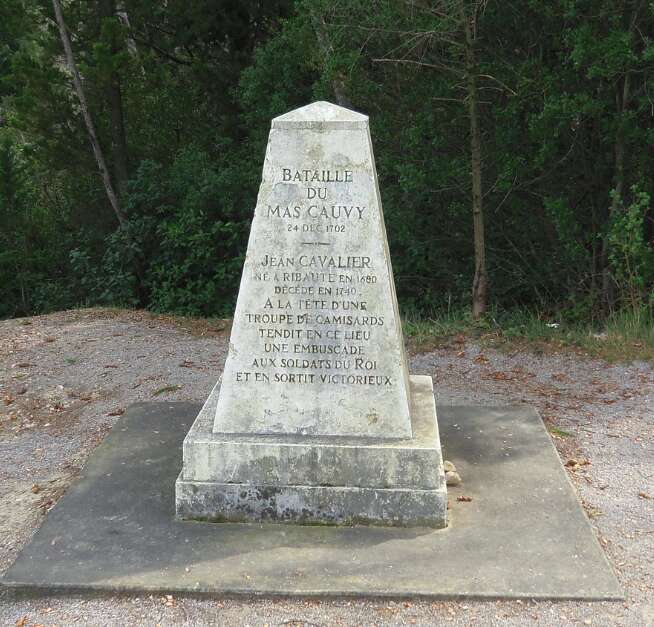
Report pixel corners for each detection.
[175,375,447,528]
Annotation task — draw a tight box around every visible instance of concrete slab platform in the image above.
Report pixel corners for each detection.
[1,403,623,600]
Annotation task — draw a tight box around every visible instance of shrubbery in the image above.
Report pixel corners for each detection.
[1,0,652,323]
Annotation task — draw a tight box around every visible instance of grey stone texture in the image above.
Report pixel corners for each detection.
[176,101,448,527]
[176,376,447,527]
[213,101,412,439]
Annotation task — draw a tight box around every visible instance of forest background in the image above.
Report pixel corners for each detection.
[1,0,653,343]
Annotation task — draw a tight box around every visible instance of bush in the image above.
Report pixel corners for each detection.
[68,146,252,316]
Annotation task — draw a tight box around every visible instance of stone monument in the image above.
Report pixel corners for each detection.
[175,101,447,527]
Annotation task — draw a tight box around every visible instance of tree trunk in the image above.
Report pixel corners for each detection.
[601,70,631,314]
[52,0,126,226]
[116,0,145,75]
[100,0,129,192]
[459,0,488,319]
[312,12,351,108]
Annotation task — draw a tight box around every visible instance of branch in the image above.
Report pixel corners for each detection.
[432,96,465,103]
[132,35,193,65]
[519,134,579,189]
[478,74,517,96]
[372,57,460,75]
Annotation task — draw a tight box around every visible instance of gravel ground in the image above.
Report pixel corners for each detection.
[0,308,652,627]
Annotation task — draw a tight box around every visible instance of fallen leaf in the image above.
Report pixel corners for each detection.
[179,360,194,368]
[638,491,652,500]
[104,364,119,369]
[443,460,457,473]
[163,593,176,607]
[39,498,54,514]
[457,495,473,502]
[473,354,488,364]
[456,351,465,358]
[107,408,125,416]
[31,484,41,494]
[14,362,34,368]
[153,385,181,396]
[3,394,14,405]
[445,471,462,486]
[15,617,28,627]
[565,458,590,469]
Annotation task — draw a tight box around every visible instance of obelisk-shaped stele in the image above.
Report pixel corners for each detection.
[177,102,448,527]
[213,101,412,439]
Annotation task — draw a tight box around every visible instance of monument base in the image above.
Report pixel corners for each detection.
[175,376,447,528]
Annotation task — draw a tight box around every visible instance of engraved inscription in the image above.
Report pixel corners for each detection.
[235,168,390,388]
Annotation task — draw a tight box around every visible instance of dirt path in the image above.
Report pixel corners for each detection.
[1,308,652,626]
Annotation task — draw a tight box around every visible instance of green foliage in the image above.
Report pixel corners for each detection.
[607,186,654,310]
[67,146,251,316]
[0,0,653,324]
[143,147,249,316]
[405,305,654,363]
[0,138,78,317]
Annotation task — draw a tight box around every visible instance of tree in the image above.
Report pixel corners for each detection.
[565,0,654,312]
[52,0,125,225]
[367,0,500,318]
[458,0,488,318]
[98,0,130,192]
[2,0,653,320]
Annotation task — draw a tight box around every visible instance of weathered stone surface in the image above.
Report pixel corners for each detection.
[213,101,412,439]
[176,375,447,527]
[176,482,445,528]
[176,101,447,527]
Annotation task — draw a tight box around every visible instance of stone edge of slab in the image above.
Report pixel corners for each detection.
[176,375,447,526]
[175,481,448,528]
[180,375,445,489]
[0,581,625,602]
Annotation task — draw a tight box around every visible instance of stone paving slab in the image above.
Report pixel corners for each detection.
[1,402,622,600]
